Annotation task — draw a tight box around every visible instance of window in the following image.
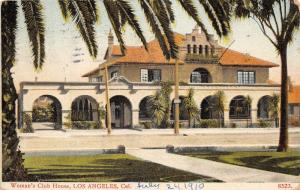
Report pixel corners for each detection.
[199,45,203,54]
[193,45,197,54]
[190,68,210,83]
[187,44,191,53]
[237,71,255,84]
[229,96,251,119]
[141,69,161,82]
[289,105,294,115]
[90,76,102,82]
[111,71,118,78]
[205,45,209,55]
[192,36,196,42]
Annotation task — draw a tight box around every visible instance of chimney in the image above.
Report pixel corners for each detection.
[107,29,114,60]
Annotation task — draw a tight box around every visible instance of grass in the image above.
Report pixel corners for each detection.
[23,154,221,182]
[179,150,300,176]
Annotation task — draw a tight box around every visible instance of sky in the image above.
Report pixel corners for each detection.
[12,0,300,91]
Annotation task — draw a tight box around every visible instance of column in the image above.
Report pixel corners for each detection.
[251,108,258,126]
[224,108,230,127]
[62,110,71,130]
[132,109,139,127]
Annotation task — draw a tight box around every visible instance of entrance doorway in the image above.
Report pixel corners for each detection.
[110,96,132,128]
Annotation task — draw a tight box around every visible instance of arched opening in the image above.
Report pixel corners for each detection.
[110,95,132,128]
[257,96,272,119]
[193,45,197,54]
[199,45,203,54]
[229,96,251,119]
[139,96,152,121]
[187,44,191,54]
[32,95,62,129]
[205,45,209,55]
[71,95,99,121]
[200,96,221,119]
[171,96,188,120]
[190,68,211,83]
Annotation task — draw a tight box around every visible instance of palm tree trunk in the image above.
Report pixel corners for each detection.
[2,1,27,181]
[277,46,288,152]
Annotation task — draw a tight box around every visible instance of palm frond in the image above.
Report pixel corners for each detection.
[103,0,126,54]
[116,0,148,50]
[150,0,178,58]
[67,0,98,58]
[164,0,175,22]
[58,0,69,21]
[176,0,210,39]
[86,0,99,23]
[21,0,45,69]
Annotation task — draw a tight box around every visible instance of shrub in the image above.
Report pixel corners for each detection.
[195,119,218,128]
[258,120,272,128]
[230,123,237,128]
[72,121,101,129]
[20,113,34,133]
[140,121,153,129]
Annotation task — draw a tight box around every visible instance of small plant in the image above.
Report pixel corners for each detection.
[258,120,272,128]
[195,119,218,128]
[141,121,153,129]
[20,113,34,133]
[231,123,237,128]
[72,121,100,129]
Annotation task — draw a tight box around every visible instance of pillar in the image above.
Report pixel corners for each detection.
[132,109,139,127]
[251,108,258,125]
[224,108,230,127]
[62,110,71,130]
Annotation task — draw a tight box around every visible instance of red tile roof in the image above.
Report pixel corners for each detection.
[289,85,300,104]
[83,33,278,77]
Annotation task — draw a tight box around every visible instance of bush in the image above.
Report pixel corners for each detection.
[20,113,34,133]
[194,119,218,128]
[72,121,101,129]
[230,123,237,128]
[258,120,272,128]
[140,121,153,129]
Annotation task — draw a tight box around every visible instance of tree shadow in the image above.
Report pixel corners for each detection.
[24,158,222,182]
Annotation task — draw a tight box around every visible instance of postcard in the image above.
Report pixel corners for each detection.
[1,0,300,189]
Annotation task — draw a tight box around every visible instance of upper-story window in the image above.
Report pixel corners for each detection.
[205,45,209,55]
[141,69,161,82]
[90,76,102,82]
[237,71,255,84]
[187,44,191,54]
[190,68,210,83]
[192,36,196,42]
[193,45,197,54]
[199,45,203,54]
[111,71,118,78]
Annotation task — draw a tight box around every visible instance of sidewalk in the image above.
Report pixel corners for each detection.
[127,149,300,183]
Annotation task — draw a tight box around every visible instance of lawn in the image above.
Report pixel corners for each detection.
[24,154,221,182]
[179,150,300,175]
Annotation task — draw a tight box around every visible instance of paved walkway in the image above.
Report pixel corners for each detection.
[127,149,300,183]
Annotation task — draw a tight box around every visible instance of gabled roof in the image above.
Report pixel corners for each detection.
[83,33,278,77]
[289,85,300,104]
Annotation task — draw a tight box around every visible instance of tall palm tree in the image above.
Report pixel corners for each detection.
[2,0,233,180]
[233,0,300,151]
[183,88,199,127]
[214,90,225,128]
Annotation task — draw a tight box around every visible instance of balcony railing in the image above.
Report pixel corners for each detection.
[185,53,219,64]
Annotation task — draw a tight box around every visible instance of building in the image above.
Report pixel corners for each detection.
[288,85,300,126]
[18,26,280,129]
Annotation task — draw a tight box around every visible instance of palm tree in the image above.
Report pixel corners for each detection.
[2,0,233,180]
[183,88,199,127]
[160,81,173,128]
[146,91,167,127]
[270,93,280,128]
[233,0,300,151]
[245,95,253,127]
[214,90,226,128]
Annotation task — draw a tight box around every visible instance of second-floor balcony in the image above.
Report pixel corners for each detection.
[185,53,219,64]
